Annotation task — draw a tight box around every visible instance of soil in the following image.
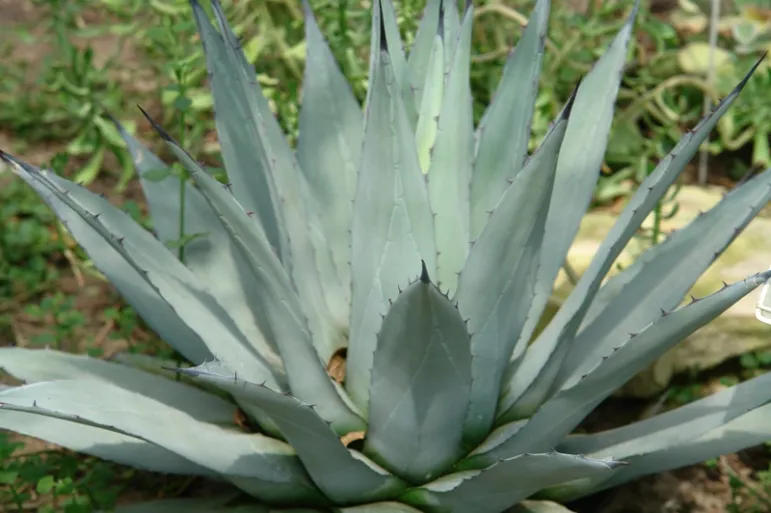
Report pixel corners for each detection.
[1,0,770,512]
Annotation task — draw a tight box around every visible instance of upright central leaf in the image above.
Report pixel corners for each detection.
[365,264,472,483]
[427,2,474,296]
[347,32,437,412]
[456,92,573,445]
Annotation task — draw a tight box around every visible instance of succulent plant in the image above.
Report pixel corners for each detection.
[3,0,771,512]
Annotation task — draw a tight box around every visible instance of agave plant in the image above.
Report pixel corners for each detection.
[3,0,771,511]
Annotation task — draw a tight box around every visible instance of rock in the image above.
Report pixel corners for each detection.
[550,184,771,398]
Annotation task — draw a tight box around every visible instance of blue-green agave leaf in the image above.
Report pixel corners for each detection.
[366,0,416,127]
[111,495,242,513]
[140,111,363,432]
[341,504,424,513]
[468,273,770,465]
[190,0,286,260]
[406,0,442,106]
[202,0,348,363]
[427,2,474,295]
[440,0,461,80]
[110,352,231,399]
[177,364,406,502]
[296,0,363,308]
[414,25,444,173]
[1,154,282,377]
[509,500,575,513]
[365,264,471,483]
[580,401,771,495]
[114,501,320,513]
[0,380,321,503]
[560,369,771,457]
[381,0,417,127]
[0,347,235,423]
[498,55,764,421]
[114,119,282,366]
[0,403,213,476]
[20,155,281,385]
[470,0,550,238]
[509,2,638,366]
[550,370,771,500]
[110,352,283,436]
[560,166,771,387]
[403,453,622,513]
[346,38,437,412]
[456,92,574,444]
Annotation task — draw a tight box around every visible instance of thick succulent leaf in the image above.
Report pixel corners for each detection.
[115,503,319,513]
[115,120,282,365]
[346,40,437,412]
[498,36,762,421]
[114,354,283,437]
[550,372,771,500]
[0,380,323,502]
[580,263,635,327]
[555,58,766,384]
[141,113,363,431]
[0,347,235,423]
[469,0,549,238]
[207,0,350,363]
[381,0,414,125]
[365,265,471,483]
[441,0,461,79]
[406,0,441,105]
[403,453,622,513]
[177,364,405,502]
[512,3,638,363]
[341,504,424,513]
[508,500,576,513]
[107,117,179,244]
[456,97,572,444]
[427,3,474,295]
[0,406,212,476]
[296,0,362,306]
[469,273,769,464]
[190,0,285,260]
[110,352,231,399]
[366,0,417,127]
[581,401,771,495]
[414,30,444,173]
[1,153,210,365]
[560,166,771,386]
[1,154,284,380]
[111,495,242,513]
[559,368,771,458]
[114,504,314,513]
[378,0,407,88]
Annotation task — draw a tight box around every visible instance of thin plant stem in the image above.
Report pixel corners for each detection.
[698,0,721,186]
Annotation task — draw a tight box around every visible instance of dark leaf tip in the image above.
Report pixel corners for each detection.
[420,260,430,283]
[438,0,445,38]
[378,0,388,53]
[735,52,767,93]
[137,105,173,142]
[561,78,581,119]
[0,149,13,164]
